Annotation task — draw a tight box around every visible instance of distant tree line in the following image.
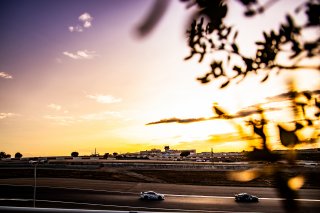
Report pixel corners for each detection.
[0,151,23,159]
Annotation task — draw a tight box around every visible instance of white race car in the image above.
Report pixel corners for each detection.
[140,191,165,200]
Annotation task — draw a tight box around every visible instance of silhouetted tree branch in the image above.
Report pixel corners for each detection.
[182,0,319,88]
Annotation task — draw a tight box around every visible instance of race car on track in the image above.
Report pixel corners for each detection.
[140,191,165,200]
[235,193,259,202]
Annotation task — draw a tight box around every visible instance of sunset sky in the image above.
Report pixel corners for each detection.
[1,0,319,157]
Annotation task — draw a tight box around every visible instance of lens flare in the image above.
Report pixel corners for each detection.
[288,175,305,190]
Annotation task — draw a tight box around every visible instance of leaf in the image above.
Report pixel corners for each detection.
[253,125,265,138]
[232,66,242,77]
[295,122,304,130]
[302,91,312,100]
[261,74,269,82]
[239,0,257,6]
[227,55,231,64]
[184,54,193,60]
[197,73,211,84]
[278,125,300,147]
[220,80,230,88]
[263,31,268,40]
[233,31,238,41]
[244,9,256,17]
[255,41,264,46]
[286,14,294,28]
[306,119,313,126]
[231,43,239,53]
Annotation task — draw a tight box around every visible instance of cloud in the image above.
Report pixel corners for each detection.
[86,94,122,104]
[0,72,13,79]
[63,50,97,60]
[0,113,17,119]
[79,12,93,28]
[69,12,93,32]
[47,104,62,111]
[68,25,83,32]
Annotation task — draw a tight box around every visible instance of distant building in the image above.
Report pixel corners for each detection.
[163,146,196,155]
[140,149,162,156]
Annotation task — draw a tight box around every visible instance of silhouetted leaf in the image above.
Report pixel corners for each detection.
[305,3,320,26]
[295,122,304,130]
[220,80,230,88]
[257,7,264,14]
[231,43,239,53]
[302,91,312,100]
[253,125,265,138]
[263,31,268,40]
[197,73,211,84]
[245,9,256,17]
[286,15,294,28]
[261,74,269,82]
[233,31,238,41]
[232,66,242,77]
[278,125,300,147]
[306,119,313,126]
[238,0,257,6]
[315,98,320,108]
[184,54,193,60]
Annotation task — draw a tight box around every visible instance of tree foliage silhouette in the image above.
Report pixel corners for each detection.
[179,1,319,211]
[71,151,79,157]
[14,152,23,159]
[139,1,319,212]
[182,0,319,88]
[0,151,10,159]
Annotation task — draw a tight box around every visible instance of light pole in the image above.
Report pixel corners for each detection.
[29,160,38,208]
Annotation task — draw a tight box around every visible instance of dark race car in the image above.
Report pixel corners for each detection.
[235,193,259,202]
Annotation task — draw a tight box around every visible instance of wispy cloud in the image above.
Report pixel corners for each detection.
[86,94,122,104]
[69,12,93,32]
[68,25,83,32]
[47,104,62,111]
[0,112,17,119]
[63,50,97,60]
[0,72,13,79]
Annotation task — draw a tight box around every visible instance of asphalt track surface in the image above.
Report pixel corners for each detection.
[0,178,319,212]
